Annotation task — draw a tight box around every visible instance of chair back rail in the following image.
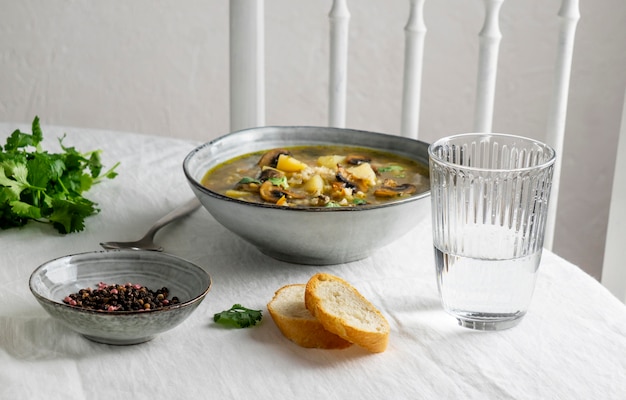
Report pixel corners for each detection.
[544,0,581,250]
[601,88,626,303]
[229,0,265,132]
[401,0,427,139]
[473,0,504,134]
[328,0,351,128]
[229,0,580,252]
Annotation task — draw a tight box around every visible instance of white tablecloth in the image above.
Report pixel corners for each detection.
[1,123,625,399]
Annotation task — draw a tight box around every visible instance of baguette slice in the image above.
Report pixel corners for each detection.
[305,273,390,353]
[267,284,352,349]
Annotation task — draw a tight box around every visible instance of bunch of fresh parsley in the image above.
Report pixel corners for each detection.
[0,116,119,233]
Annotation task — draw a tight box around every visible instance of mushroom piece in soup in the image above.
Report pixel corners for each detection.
[201,145,429,207]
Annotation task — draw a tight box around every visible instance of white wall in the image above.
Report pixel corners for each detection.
[1,0,625,281]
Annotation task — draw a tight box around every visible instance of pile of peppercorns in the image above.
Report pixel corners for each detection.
[63,282,180,312]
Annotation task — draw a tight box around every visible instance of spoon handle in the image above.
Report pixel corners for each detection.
[143,197,202,240]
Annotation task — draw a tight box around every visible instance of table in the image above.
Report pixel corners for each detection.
[1,123,625,399]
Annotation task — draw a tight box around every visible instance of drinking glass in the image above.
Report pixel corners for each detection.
[428,133,556,330]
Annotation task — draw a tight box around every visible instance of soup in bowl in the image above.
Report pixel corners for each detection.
[183,126,431,265]
[202,145,429,208]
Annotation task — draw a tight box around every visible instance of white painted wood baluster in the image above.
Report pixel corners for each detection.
[328,0,350,128]
[601,88,626,303]
[473,0,504,133]
[401,0,427,139]
[229,0,265,132]
[543,0,580,251]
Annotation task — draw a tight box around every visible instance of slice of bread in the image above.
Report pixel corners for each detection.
[267,284,352,349]
[305,273,390,353]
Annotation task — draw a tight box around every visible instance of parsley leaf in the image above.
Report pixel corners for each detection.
[378,165,406,178]
[213,304,263,328]
[238,177,261,185]
[0,116,119,233]
[268,176,289,189]
[378,165,404,173]
[0,162,29,200]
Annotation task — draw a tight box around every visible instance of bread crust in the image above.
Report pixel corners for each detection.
[267,284,352,349]
[305,273,390,353]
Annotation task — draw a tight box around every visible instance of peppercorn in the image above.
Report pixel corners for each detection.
[63,282,180,312]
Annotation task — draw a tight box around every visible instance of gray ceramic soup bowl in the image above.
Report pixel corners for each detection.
[183,126,431,265]
[29,250,212,345]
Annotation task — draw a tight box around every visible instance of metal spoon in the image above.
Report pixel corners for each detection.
[100,197,202,251]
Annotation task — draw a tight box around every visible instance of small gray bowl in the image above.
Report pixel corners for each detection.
[183,126,431,265]
[29,250,212,345]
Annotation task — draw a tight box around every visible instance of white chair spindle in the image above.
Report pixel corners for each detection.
[328,0,351,128]
[401,0,427,140]
[473,0,504,133]
[543,0,580,251]
[601,88,626,303]
[229,0,265,132]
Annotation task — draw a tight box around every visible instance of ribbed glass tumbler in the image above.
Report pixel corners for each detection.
[428,133,556,330]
